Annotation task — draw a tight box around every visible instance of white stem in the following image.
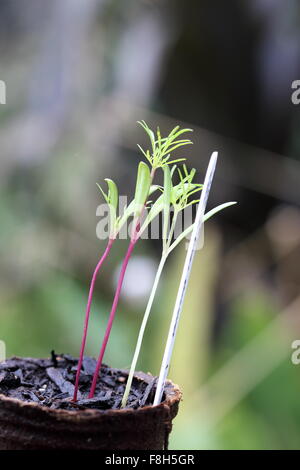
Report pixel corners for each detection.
[121,254,167,408]
[153,152,218,405]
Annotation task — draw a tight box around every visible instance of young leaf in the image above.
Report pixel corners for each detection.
[168,201,237,254]
[96,183,109,204]
[163,158,187,166]
[202,201,237,221]
[97,180,118,238]
[133,161,151,221]
[137,121,156,156]
[138,121,193,169]
[105,178,118,210]
[171,182,202,206]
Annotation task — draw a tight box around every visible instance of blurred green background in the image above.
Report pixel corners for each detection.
[1,0,300,449]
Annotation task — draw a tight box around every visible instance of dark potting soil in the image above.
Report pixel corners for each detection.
[0,352,158,412]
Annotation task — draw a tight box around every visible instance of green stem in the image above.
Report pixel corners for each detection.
[121,209,179,407]
[121,254,167,408]
[165,209,178,252]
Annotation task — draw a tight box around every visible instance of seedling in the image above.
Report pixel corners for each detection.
[73,174,142,401]
[153,152,236,404]
[73,165,164,400]
[121,163,236,407]
[73,121,236,406]
[88,123,193,398]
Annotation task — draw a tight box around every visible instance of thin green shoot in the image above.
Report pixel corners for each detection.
[121,165,203,408]
[121,164,236,408]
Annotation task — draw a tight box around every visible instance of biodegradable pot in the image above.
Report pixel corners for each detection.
[0,365,181,450]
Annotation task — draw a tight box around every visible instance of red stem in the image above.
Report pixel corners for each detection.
[73,238,114,402]
[89,167,156,398]
[88,239,136,398]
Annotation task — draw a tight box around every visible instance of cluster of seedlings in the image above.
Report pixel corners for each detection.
[0,122,235,411]
[72,121,235,408]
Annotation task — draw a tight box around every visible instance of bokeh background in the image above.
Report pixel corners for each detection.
[1,0,300,449]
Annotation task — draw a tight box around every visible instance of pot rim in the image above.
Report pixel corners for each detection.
[0,358,182,421]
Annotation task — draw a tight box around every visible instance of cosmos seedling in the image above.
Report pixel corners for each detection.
[153,152,236,405]
[121,163,236,407]
[88,123,193,398]
[74,167,159,401]
[73,121,236,406]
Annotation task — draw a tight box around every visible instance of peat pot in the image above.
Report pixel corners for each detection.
[0,356,182,450]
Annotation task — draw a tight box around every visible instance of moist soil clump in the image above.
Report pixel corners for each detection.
[0,353,158,411]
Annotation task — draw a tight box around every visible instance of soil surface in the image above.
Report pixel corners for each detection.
[0,352,158,411]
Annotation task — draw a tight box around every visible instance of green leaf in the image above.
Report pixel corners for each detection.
[163,158,187,166]
[96,183,109,204]
[105,178,118,210]
[170,165,177,177]
[161,141,193,158]
[184,199,200,209]
[186,187,203,199]
[97,180,119,238]
[166,125,180,139]
[138,121,156,155]
[171,182,202,205]
[203,201,237,221]
[168,201,237,254]
[138,121,193,169]
[137,144,150,162]
[133,161,151,220]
